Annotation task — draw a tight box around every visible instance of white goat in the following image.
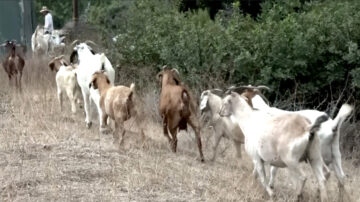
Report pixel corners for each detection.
[200,90,244,161]
[31,25,66,56]
[220,92,329,201]
[250,94,353,199]
[70,42,115,129]
[48,55,81,113]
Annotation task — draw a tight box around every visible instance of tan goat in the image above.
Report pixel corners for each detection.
[89,71,144,145]
[157,67,204,162]
[48,55,81,113]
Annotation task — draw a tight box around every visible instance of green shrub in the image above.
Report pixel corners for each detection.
[88,0,360,117]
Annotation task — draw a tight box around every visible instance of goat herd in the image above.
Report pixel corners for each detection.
[1,40,354,202]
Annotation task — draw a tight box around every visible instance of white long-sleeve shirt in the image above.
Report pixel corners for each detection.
[44,13,54,33]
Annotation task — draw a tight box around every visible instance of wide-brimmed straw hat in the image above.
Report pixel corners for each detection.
[40,6,50,13]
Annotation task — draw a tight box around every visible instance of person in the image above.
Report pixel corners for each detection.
[40,6,53,35]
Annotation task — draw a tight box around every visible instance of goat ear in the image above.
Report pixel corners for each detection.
[128,91,133,101]
[157,72,163,81]
[199,95,208,111]
[70,50,78,63]
[128,83,135,100]
[49,62,55,71]
[62,59,69,66]
[89,78,98,89]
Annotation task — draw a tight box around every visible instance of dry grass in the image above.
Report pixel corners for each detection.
[0,58,359,201]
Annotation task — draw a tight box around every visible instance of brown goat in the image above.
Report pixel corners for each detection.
[157,67,204,162]
[89,71,144,145]
[1,41,25,91]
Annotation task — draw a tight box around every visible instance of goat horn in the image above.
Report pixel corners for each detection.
[230,85,270,92]
[55,55,65,59]
[210,89,224,95]
[226,85,243,92]
[225,85,237,94]
[257,91,271,105]
[70,40,79,47]
[256,85,271,91]
[171,68,179,75]
[237,85,257,90]
[85,40,97,47]
[162,65,167,69]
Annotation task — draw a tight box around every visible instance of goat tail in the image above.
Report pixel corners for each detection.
[181,89,191,117]
[333,104,353,129]
[333,104,353,140]
[302,114,329,164]
[309,115,329,141]
[129,83,135,92]
[100,53,106,71]
[182,90,189,106]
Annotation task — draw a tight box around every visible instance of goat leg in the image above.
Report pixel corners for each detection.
[15,74,18,90]
[169,127,178,153]
[268,166,278,189]
[57,90,63,112]
[66,87,77,113]
[288,165,307,201]
[254,160,273,197]
[210,132,222,161]
[188,116,204,162]
[114,120,126,146]
[100,114,111,134]
[82,92,92,128]
[113,121,120,145]
[162,117,172,143]
[8,74,11,87]
[18,72,22,92]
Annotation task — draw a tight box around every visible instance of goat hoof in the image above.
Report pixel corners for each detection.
[86,122,92,129]
[297,193,304,202]
[100,127,111,134]
[325,172,330,180]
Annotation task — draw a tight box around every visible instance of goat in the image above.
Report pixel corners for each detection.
[220,92,329,201]
[199,86,270,161]
[233,85,353,196]
[89,71,144,145]
[70,42,115,129]
[31,25,66,56]
[48,55,81,113]
[1,40,25,91]
[200,89,244,161]
[157,67,204,162]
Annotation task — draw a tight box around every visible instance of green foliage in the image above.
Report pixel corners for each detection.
[34,0,93,28]
[88,0,360,115]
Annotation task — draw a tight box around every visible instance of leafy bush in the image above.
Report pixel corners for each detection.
[34,0,95,28]
[88,0,360,117]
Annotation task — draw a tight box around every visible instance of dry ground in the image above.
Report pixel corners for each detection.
[0,59,359,202]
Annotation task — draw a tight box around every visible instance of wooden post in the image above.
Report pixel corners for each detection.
[73,0,78,23]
